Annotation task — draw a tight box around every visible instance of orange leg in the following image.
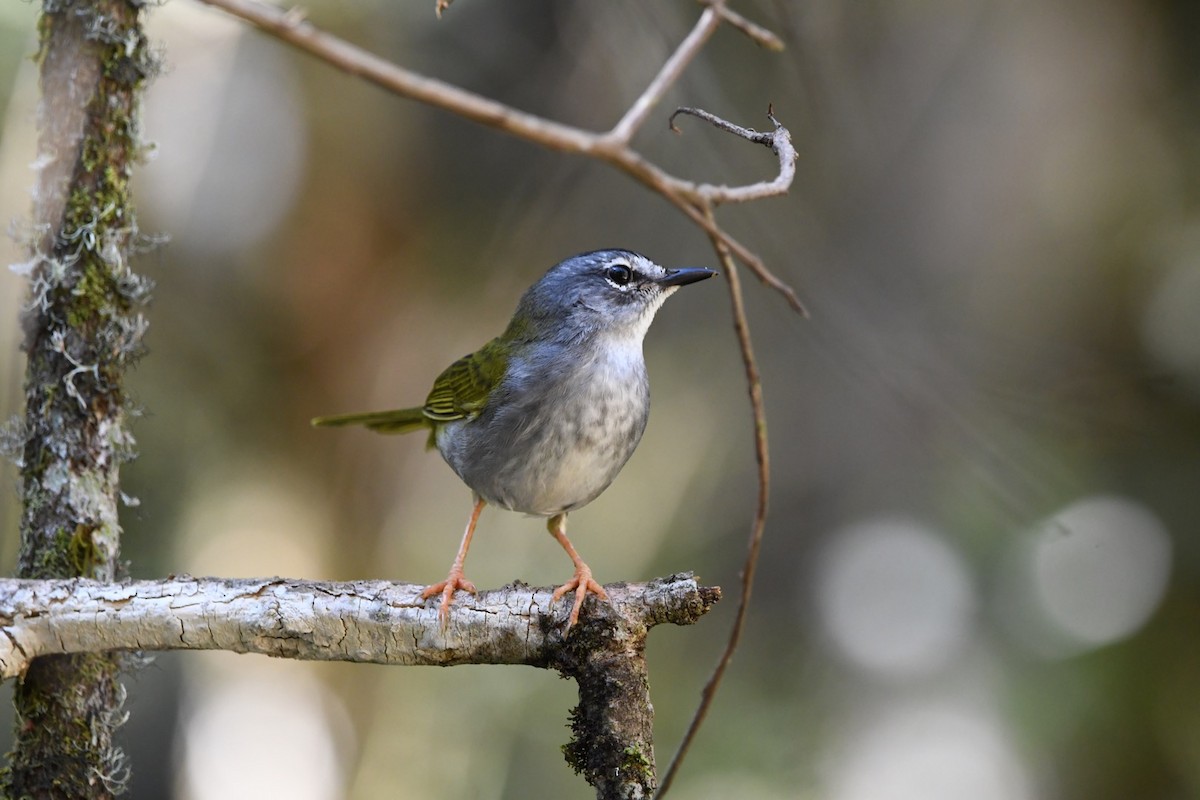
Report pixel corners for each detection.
[422,496,485,627]
[548,513,609,629]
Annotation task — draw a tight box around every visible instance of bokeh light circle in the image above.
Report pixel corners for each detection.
[1031,495,1172,648]
[825,703,1033,800]
[814,518,975,679]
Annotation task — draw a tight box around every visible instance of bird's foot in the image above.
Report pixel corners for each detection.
[551,565,609,630]
[421,569,477,628]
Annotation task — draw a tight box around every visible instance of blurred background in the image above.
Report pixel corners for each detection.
[1,0,1199,798]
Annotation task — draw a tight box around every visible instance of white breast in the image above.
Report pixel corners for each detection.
[438,330,651,516]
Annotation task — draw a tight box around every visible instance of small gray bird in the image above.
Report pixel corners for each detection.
[314,249,715,628]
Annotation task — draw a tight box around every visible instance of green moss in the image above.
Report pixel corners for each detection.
[33,12,53,65]
[21,526,87,581]
[621,744,654,782]
[102,164,122,193]
[68,523,101,575]
[8,0,151,794]
[553,611,658,794]
[1,653,127,798]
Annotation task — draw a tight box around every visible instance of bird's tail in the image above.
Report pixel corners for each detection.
[311,407,429,435]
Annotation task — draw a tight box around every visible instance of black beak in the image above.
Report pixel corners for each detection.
[658,267,717,287]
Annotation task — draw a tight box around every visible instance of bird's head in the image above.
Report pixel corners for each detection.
[512,250,716,343]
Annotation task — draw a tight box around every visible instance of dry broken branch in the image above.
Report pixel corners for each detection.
[669,105,798,204]
[192,0,803,312]
[698,0,786,51]
[606,4,725,145]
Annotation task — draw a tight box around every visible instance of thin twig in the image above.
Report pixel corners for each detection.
[194,0,594,152]
[606,3,724,145]
[655,205,772,799]
[660,189,807,314]
[596,132,807,314]
[668,105,798,204]
[657,105,807,314]
[698,0,785,51]
[191,0,806,314]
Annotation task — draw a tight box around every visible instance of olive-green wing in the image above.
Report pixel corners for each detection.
[423,337,508,421]
[311,407,428,434]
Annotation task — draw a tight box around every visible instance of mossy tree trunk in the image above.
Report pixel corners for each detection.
[3,0,153,796]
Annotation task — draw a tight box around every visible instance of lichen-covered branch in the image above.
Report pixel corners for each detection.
[0,574,715,675]
[7,0,155,795]
[0,574,720,800]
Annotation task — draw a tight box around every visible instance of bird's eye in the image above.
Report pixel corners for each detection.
[606,264,633,286]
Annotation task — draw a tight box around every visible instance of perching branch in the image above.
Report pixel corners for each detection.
[0,574,720,800]
[0,574,716,676]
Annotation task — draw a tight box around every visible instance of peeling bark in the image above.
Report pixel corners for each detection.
[0,575,718,674]
[0,574,720,800]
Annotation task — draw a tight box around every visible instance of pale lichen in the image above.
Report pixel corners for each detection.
[4,0,156,795]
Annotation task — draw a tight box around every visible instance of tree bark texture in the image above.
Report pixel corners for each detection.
[6,0,154,796]
[0,574,720,799]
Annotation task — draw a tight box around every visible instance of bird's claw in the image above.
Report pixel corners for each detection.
[421,570,477,628]
[552,567,609,630]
